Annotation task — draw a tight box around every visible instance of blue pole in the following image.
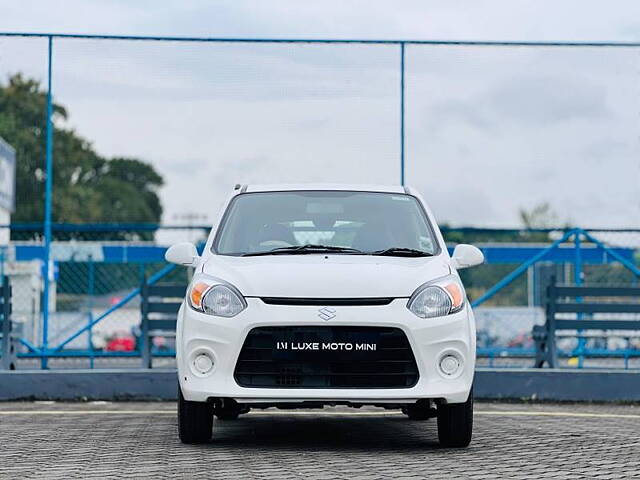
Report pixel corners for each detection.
[574,231,585,368]
[574,231,582,285]
[41,35,54,369]
[400,42,405,186]
[87,255,95,369]
[3,32,640,48]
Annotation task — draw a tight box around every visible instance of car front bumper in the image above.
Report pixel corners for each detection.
[177,298,476,404]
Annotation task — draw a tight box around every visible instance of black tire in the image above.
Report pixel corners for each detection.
[178,389,213,444]
[437,388,473,448]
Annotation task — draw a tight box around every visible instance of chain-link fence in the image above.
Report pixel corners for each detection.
[2,224,202,368]
[0,224,638,368]
[1,34,638,228]
[465,229,640,368]
[0,33,638,368]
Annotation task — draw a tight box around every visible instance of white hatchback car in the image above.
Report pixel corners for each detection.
[165,184,484,447]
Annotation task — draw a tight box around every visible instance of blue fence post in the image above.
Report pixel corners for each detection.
[139,263,146,286]
[399,42,405,186]
[41,35,54,369]
[574,230,583,285]
[87,255,95,369]
[574,230,585,368]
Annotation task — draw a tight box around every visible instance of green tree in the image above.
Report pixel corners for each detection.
[0,74,164,239]
[519,202,559,230]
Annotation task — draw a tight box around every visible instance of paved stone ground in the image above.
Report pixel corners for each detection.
[1,401,639,479]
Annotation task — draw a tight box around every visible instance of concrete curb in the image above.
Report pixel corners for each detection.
[0,369,178,401]
[474,368,640,402]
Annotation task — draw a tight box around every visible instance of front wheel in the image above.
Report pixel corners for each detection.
[437,388,473,448]
[178,389,213,444]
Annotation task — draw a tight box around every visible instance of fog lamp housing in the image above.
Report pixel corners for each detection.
[189,349,216,377]
[438,351,463,378]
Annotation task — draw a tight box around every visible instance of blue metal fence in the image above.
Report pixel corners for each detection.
[0,32,639,369]
[0,223,637,369]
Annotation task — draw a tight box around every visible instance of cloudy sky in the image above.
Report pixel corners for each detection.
[0,0,639,228]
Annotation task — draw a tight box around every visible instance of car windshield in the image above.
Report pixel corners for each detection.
[214,191,439,256]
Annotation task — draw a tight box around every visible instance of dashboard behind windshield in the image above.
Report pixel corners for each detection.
[213,191,440,256]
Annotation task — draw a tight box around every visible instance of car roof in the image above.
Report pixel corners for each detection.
[242,184,406,194]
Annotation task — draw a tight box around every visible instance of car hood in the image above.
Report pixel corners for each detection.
[201,254,450,298]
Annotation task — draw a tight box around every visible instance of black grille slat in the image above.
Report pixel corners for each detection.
[234,326,419,389]
[238,359,415,363]
[235,372,417,377]
[260,297,394,306]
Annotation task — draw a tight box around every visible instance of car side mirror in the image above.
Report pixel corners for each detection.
[165,242,200,267]
[451,244,484,270]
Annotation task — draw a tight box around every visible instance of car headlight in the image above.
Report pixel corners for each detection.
[188,277,246,317]
[407,274,465,319]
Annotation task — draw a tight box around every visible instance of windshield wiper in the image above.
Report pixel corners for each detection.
[242,244,366,257]
[368,247,434,257]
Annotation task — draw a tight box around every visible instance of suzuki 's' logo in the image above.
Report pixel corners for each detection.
[318,307,336,320]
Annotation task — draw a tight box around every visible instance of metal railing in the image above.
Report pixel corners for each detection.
[1,31,639,368]
[0,223,637,369]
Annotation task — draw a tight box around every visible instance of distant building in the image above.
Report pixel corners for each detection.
[0,136,15,244]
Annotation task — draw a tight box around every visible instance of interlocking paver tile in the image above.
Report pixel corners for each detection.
[0,401,639,479]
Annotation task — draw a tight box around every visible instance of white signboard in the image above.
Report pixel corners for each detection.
[0,137,16,212]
